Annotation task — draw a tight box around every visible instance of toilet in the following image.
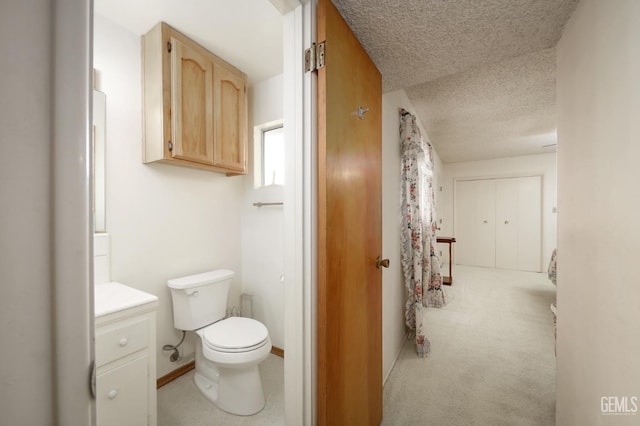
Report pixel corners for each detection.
[167,270,271,415]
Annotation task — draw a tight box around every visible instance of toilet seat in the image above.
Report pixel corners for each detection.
[201,317,269,353]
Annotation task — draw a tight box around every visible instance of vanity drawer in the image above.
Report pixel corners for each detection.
[96,316,149,366]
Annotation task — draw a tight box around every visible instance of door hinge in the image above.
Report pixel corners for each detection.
[168,140,173,152]
[167,41,172,53]
[305,41,325,73]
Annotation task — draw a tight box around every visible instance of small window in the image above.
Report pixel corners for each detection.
[261,125,285,186]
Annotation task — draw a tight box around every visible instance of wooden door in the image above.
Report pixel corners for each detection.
[317,0,383,424]
[213,62,247,174]
[170,37,215,165]
[495,178,519,269]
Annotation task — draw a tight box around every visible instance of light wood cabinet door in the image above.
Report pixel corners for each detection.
[171,37,215,165]
[213,62,247,173]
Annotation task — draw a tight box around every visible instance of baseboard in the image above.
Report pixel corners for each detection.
[383,332,409,386]
[156,360,195,388]
[271,345,284,358]
[156,346,284,388]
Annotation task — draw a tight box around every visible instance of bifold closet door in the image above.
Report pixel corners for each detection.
[455,176,542,272]
[475,180,496,268]
[455,179,495,268]
[496,176,542,271]
[455,180,477,266]
[495,178,519,270]
[517,176,542,271]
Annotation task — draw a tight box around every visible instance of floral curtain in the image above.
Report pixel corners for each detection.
[399,109,446,357]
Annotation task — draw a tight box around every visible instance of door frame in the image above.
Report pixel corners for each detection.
[281,0,316,424]
[51,0,315,423]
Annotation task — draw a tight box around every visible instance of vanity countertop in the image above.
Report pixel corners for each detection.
[95,281,158,318]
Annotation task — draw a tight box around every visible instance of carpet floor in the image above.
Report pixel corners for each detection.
[381,265,557,426]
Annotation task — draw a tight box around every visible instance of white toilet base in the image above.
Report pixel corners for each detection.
[194,371,219,404]
[194,338,267,416]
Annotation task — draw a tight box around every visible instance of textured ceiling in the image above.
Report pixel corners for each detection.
[333,0,579,162]
[408,48,558,163]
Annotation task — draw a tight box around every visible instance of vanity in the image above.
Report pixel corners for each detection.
[95,282,158,426]
[93,72,158,426]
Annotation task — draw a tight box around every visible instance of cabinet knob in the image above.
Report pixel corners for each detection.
[108,389,118,400]
[504,220,509,225]
[119,337,128,347]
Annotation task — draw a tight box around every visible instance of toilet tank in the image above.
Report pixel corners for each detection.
[167,270,234,330]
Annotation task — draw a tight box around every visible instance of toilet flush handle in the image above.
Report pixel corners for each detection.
[185,290,199,297]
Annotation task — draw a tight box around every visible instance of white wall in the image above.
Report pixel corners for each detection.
[242,74,285,349]
[94,15,244,377]
[1,2,55,422]
[440,153,557,269]
[1,1,93,424]
[556,1,640,424]
[381,89,443,381]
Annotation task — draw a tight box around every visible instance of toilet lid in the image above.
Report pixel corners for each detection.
[202,317,269,352]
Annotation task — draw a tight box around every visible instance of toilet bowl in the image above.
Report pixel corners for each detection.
[167,270,272,416]
[194,317,271,415]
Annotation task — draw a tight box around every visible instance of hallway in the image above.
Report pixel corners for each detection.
[382,266,556,426]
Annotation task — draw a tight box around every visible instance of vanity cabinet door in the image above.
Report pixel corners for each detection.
[97,355,149,426]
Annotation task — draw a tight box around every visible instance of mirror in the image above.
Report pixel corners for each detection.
[93,90,106,232]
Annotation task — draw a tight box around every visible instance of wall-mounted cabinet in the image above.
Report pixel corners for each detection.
[142,22,247,175]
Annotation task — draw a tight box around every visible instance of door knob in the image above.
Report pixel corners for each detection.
[376,257,390,269]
